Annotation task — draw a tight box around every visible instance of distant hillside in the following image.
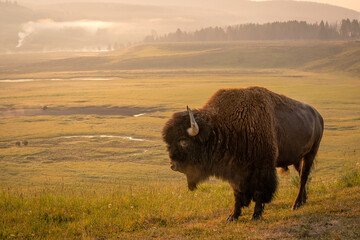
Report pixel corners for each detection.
[303,42,360,74]
[0,2,34,23]
[30,1,360,24]
[33,3,176,22]
[21,0,359,23]
[188,0,360,23]
[0,2,32,52]
[3,41,360,76]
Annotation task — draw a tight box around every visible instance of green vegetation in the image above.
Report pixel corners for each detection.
[336,169,360,188]
[0,42,359,239]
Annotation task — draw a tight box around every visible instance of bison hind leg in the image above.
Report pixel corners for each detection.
[292,143,319,210]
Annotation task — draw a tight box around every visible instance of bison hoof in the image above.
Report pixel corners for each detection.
[187,183,197,191]
[226,214,238,222]
[292,202,302,210]
[292,200,305,210]
[251,213,263,221]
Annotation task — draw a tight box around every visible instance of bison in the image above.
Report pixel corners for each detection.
[162,87,323,221]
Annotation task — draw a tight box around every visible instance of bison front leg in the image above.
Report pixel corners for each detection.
[251,191,265,220]
[226,191,251,222]
[251,167,277,220]
[226,193,242,222]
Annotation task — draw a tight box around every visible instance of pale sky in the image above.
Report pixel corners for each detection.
[254,0,360,12]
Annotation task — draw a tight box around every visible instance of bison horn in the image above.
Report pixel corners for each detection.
[187,106,199,136]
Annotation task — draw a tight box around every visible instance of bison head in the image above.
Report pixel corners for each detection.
[162,106,211,190]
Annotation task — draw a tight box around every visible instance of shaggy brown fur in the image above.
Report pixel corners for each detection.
[162,87,324,221]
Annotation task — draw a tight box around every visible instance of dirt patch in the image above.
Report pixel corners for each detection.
[0,106,163,117]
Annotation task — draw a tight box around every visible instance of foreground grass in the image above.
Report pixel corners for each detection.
[1,172,359,239]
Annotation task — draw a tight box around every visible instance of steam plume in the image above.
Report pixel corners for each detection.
[16,19,115,48]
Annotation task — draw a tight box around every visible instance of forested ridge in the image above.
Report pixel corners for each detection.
[145,19,360,42]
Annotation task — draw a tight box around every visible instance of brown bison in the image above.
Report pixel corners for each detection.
[162,87,324,221]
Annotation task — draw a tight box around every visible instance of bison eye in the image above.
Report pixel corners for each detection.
[179,139,189,149]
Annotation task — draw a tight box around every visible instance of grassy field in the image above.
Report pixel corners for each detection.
[0,41,359,239]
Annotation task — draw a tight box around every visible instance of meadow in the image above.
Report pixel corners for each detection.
[0,41,359,239]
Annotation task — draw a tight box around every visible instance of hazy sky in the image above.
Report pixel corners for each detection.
[254,0,360,12]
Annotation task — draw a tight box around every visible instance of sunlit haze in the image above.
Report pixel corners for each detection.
[1,0,358,52]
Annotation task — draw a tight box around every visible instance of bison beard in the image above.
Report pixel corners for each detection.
[162,87,324,221]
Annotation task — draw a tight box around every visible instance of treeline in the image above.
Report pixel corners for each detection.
[145,19,360,42]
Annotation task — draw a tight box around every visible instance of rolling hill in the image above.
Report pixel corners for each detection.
[2,41,359,76]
